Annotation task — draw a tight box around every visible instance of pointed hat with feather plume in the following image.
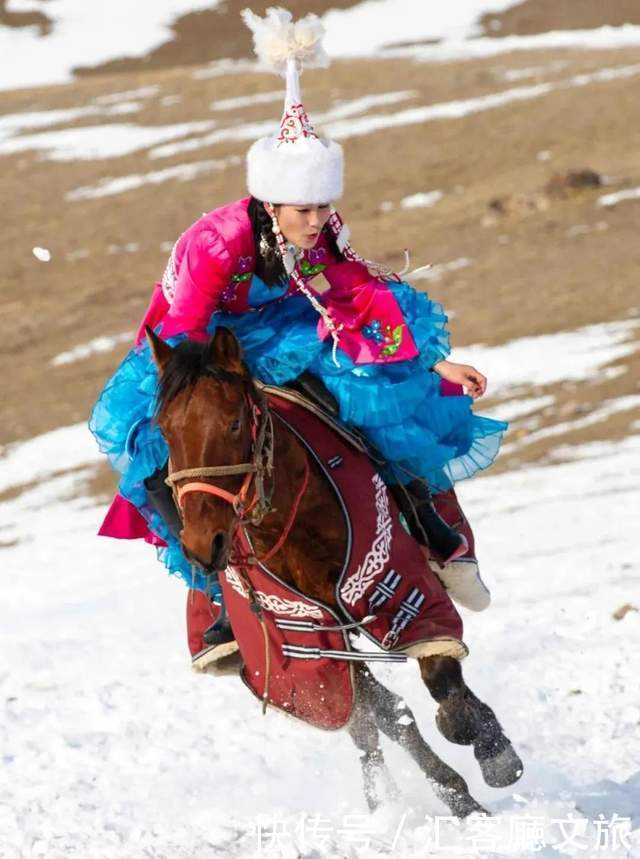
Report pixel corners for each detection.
[242,6,344,204]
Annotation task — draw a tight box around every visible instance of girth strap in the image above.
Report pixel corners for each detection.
[281,643,407,663]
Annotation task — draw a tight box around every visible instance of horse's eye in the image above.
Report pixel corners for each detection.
[230,419,241,434]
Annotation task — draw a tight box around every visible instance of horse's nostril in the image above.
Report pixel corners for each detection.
[211,531,229,569]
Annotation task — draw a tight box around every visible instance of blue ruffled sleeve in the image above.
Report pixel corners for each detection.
[388,281,451,370]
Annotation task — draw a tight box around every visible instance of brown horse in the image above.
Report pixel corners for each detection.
[147,326,523,819]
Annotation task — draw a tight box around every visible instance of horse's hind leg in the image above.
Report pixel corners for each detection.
[359,668,486,819]
[419,656,523,788]
[347,666,399,811]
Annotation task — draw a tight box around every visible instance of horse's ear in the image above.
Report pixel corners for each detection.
[210,326,244,374]
[145,326,173,374]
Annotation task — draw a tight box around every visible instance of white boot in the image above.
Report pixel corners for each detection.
[432,557,491,612]
[191,640,240,674]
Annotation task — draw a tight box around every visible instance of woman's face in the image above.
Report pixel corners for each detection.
[272,203,331,249]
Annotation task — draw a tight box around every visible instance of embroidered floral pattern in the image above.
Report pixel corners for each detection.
[221,282,237,303]
[300,258,326,277]
[230,254,254,284]
[299,247,326,278]
[380,324,405,357]
[161,242,178,303]
[362,320,384,345]
[277,103,318,145]
[362,319,405,357]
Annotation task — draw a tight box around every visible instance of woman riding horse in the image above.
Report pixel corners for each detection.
[90,7,506,648]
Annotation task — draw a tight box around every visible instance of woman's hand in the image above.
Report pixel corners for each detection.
[433,359,487,399]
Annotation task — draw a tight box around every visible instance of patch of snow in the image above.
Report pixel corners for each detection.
[597,187,640,207]
[0,0,221,92]
[322,0,520,57]
[66,155,241,201]
[504,394,640,452]
[161,94,182,107]
[381,24,640,63]
[452,318,640,396]
[484,395,555,423]
[0,101,144,144]
[93,86,160,105]
[498,61,568,82]
[401,191,444,209]
[50,332,134,366]
[0,423,100,495]
[0,120,216,162]
[32,246,50,262]
[209,90,282,112]
[192,58,260,79]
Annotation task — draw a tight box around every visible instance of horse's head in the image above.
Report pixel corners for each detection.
[147,326,256,573]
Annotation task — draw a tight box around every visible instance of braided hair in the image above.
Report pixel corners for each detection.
[247,196,344,287]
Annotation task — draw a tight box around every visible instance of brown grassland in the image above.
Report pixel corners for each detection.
[1,2,639,500]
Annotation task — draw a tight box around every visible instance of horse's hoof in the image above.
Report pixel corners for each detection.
[475,741,524,788]
[362,765,401,812]
[436,786,489,819]
[435,703,476,745]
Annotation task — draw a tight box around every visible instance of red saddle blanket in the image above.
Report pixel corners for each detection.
[187,390,466,730]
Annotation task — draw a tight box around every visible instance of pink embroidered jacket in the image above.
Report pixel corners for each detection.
[135,196,418,364]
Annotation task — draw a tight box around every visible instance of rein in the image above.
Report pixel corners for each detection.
[163,383,311,714]
[164,390,310,564]
[165,393,275,522]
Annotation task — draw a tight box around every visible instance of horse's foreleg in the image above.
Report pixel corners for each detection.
[419,656,523,788]
[347,667,399,811]
[359,669,486,819]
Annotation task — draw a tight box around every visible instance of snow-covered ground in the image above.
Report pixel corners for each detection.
[1,409,639,856]
[452,317,640,396]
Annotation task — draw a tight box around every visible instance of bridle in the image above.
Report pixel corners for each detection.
[163,383,311,570]
[164,387,276,526]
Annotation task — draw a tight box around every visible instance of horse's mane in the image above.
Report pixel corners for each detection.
[156,339,241,413]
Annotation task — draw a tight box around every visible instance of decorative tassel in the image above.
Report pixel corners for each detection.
[406,263,433,279]
[336,222,350,252]
[328,208,402,283]
[282,250,296,275]
[398,248,411,276]
[266,203,343,367]
[241,7,330,76]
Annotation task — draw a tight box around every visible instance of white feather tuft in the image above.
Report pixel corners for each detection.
[241,6,330,77]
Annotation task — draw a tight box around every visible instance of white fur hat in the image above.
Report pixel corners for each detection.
[242,7,344,205]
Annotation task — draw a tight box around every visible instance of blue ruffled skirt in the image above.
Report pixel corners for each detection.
[90,282,507,592]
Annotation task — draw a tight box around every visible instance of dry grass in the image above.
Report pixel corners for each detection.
[479,0,640,38]
[1,19,639,486]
